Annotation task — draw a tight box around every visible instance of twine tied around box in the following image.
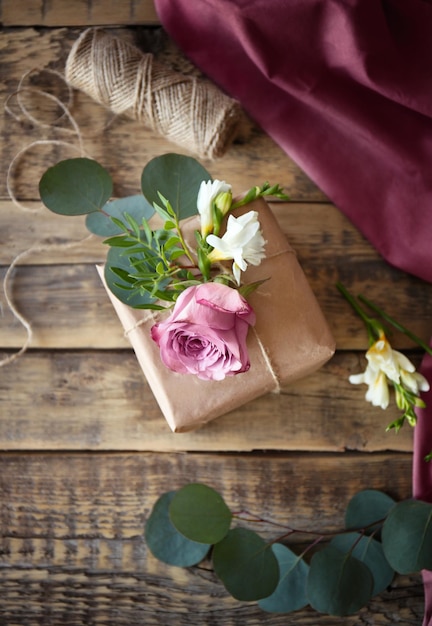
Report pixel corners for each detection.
[65,28,249,159]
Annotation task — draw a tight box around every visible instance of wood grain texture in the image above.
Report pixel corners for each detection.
[0,350,414,452]
[0,452,424,625]
[1,0,160,26]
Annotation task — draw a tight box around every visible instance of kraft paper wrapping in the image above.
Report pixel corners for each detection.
[98,198,335,432]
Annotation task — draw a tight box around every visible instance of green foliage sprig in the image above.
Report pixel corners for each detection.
[145,483,432,617]
[39,153,289,309]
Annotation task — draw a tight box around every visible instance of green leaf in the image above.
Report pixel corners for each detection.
[141,153,212,220]
[197,247,211,281]
[238,278,269,299]
[170,249,188,261]
[39,157,112,215]
[103,236,135,247]
[169,483,232,544]
[104,247,158,308]
[125,212,142,238]
[109,266,135,284]
[382,499,432,573]
[330,532,394,596]
[213,528,279,602]
[109,216,130,233]
[164,236,182,251]
[307,545,373,616]
[142,218,153,245]
[145,491,210,567]
[258,543,309,613]
[153,202,172,223]
[345,490,395,535]
[156,261,165,275]
[86,195,155,236]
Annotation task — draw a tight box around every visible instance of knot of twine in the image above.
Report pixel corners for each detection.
[65,28,249,159]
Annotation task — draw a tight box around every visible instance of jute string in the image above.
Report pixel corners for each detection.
[1,69,93,368]
[65,28,249,159]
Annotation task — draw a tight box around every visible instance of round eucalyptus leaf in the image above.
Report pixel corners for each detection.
[169,483,232,544]
[258,543,309,613]
[212,528,280,602]
[145,491,210,567]
[39,157,113,215]
[307,545,373,616]
[104,246,159,308]
[141,153,212,220]
[86,195,155,236]
[331,532,394,596]
[345,490,395,535]
[382,499,432,573]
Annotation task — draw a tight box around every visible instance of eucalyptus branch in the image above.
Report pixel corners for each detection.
[232,510,292,530]
[145,482,432,618]
[232,508,387,544]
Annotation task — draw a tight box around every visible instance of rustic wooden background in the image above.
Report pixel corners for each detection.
[1,1,431,624]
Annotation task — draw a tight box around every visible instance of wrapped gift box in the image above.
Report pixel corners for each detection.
[98,198,335,432]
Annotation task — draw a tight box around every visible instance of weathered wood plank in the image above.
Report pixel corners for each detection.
[0,451,423,625]
[1,27,326,202]
[0,350,414,452]
[0,198,386,265]
[1,0,160,26]
[1,250,431,351]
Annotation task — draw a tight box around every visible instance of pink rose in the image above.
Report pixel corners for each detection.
[151,283,256,381]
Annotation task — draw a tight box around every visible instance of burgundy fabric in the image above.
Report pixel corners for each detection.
[414,350,432,626]
[155,0,432,284]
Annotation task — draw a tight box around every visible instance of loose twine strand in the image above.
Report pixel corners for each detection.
[65,28,249,160]
[1,69,92,368]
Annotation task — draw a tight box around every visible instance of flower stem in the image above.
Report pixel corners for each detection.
[358,294,432,356]
[336,282,382,343]
[173,216,195,265]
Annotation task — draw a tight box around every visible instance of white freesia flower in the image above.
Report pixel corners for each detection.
[350,364,390,409]
[197,179,232,237]
[400,369,430,395]
[206,210,266,284]
[365,336,415,384]
[349,333,430,410]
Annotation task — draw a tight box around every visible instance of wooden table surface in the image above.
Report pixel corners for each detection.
[1,3,431,624]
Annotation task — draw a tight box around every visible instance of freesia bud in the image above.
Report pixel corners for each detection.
[214,190,232,215]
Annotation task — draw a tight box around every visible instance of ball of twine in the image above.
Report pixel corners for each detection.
[65,28,248,159]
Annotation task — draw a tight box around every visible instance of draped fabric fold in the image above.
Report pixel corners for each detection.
[155,0,432,283]
[155,0,432,621]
